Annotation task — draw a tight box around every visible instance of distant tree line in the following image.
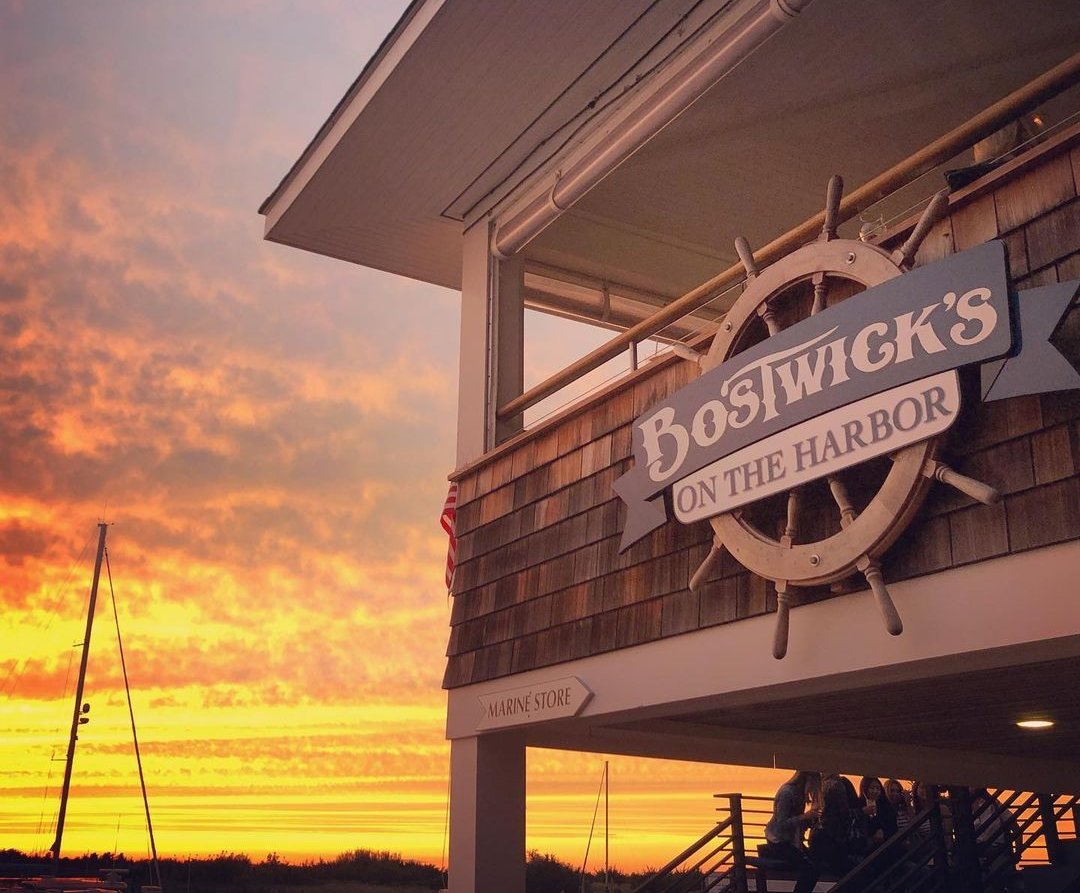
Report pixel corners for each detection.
[0,847,661,892]
[0,848,440,892]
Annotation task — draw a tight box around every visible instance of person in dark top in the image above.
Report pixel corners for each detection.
[809,776,869,878]
[911,781,939,817]
[807,777,864,876]
[885,778,914,840]
[859,776,897,842]
[763,770,822,893]
[840,776,872,854]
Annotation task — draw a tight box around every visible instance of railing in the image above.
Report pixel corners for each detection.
[494,50,1080,433]
[976,789,1080,880]
[634,787,1080,893]
[724,794,773,871]
[830,801,951,893]
[631,794,749,893]
[828,788,1080,893]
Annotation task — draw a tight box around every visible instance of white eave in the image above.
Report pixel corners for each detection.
[261,0,1080,296]
[259,0,443,233]
[260,0,731,290]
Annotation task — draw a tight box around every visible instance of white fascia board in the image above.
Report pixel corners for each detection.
[526,720,1080,793]
[261,0,446,235]
[446,539,1080,739]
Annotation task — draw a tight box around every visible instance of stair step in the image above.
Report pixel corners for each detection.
[1020,859,1080,893]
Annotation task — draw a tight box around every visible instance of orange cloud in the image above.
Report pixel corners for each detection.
[0,2,793,872]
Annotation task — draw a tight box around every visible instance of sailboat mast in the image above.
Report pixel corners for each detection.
[51,522,108,864]
[604,760,609,893]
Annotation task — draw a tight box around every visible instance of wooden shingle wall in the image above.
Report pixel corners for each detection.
[444,134,1080,690]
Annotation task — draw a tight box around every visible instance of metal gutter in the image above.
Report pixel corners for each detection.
[492,0,813,258]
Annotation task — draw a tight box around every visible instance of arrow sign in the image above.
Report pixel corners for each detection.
[476,676,592,730]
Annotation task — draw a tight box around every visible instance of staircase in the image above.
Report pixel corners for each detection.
[1019,839,1080,893]
[630,794,750,893]
[992,791,1080,893]
[633,788,1080,893]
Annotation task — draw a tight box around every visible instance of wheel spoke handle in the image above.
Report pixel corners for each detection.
[689,539,725,592]
[735,235,759,279]
[894,190,949,269]
[773,581,792,660]
[858,557,902,636]
[925,460,1000,505]
[821,174,844,241]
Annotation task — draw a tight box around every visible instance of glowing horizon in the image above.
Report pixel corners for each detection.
[0,1,793,873]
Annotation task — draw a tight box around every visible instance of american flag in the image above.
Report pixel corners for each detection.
[440,482,458,592]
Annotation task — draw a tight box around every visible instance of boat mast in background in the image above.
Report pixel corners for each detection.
[50,522,108,863]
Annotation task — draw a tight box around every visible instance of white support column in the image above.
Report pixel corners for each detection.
[456,222,491,467]
[492,253,524,445]
[447,732,526,893]
[456,221,524,468]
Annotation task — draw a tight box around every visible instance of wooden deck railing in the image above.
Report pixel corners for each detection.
[631,794,749,893]
[632,787,1080,893]
[830,801,950,893]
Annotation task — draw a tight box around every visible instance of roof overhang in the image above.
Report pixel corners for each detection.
[261,0,1080,301]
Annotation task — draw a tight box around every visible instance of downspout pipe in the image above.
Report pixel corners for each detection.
[493,0,813,259]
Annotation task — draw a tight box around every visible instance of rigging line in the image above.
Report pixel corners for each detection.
[579,760,607,892]
[56,646,77,720]
[34,643,80,851]
[105,545,162,889]
[440,750,451,885]
[35,751,58,856]
[0,527,96,699]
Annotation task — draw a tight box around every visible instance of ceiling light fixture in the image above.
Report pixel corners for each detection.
[1016,719,1054,729]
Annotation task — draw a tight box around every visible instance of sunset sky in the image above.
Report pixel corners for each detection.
[0,1,788,871]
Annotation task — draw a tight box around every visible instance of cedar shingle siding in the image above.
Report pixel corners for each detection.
[445,136,1080,689]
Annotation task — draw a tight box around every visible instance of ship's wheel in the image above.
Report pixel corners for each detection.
[686,177,1000,658]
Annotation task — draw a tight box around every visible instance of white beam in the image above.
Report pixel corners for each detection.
[447,540,1080,737]
[455,221,525,465]
[448,733,526,893]
[493,253,524,444]
[525,720,1080,792]
[456,222,492,466]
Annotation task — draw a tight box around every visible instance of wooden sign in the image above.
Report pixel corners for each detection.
[476,676,592,730]
[673,372,959,522]
[615,241,1079,547]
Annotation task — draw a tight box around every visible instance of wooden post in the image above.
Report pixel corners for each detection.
[729,793,749,893]
[949,787,984,893]
[928,800,952,893]
[1037,794,1062,864]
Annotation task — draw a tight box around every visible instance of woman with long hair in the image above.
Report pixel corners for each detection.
[809,776,870,877]
[859,775,896,842]
[763,770,822,893]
